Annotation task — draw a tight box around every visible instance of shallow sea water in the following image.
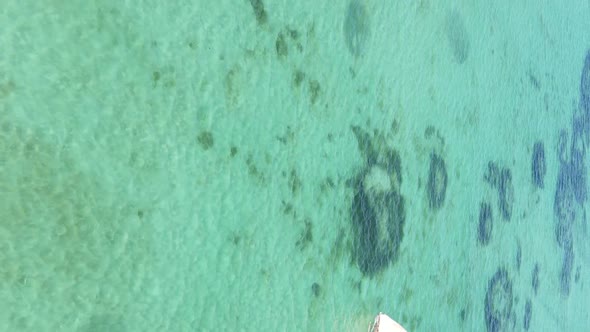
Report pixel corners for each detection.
[1,1,590,331]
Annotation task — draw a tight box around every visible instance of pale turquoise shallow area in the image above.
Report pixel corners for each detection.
[1,1,590,331]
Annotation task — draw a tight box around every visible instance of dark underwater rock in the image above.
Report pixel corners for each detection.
[350,126,406,277]
[572,112,588,145]
[343,0,370,57]
[531,141,546,189]
[523,299,532,330]
[560,243,574,297]
[427,152,448,210]
[478,202,493,246]
[557,129,569,165]
[444,10,470,64]
[351,125,378,166]
[484,268,514,332]
[352,164,405,276]
[531,263,540,295]
[484,161,500,186]
[569,124,587,204]
[554,164,576,250]
[484,161,513,221]
[249,0,267,25]
[498,168,514,221]
[311,282,321,297]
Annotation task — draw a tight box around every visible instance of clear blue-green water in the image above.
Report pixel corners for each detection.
[1,1,589,331]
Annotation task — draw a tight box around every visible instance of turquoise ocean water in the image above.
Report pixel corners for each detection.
[1,1,589,331]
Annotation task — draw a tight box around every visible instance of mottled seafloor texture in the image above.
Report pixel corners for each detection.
[1,1,589,331]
